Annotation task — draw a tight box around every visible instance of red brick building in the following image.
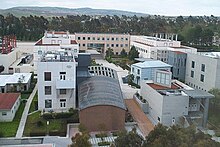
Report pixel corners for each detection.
[78,76,126,132]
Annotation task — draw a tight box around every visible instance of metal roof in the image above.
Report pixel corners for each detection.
[183,89,214,99]
[78,76,126,110]
[132,60,172,69]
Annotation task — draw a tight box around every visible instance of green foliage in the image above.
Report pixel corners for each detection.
[70,133,92,147]
[120,49,127,58]
[78,124,88,134]
[128,46,139,61]
[98,141,111,146]
[105,48,114,58]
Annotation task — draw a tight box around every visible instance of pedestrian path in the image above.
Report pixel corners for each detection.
[125,99,154,137]
[16,84,38,138]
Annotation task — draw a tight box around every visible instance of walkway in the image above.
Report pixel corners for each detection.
[16,84,38,138]
[125,99,154,137]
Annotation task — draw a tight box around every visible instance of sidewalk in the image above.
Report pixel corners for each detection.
[16,84,38,138]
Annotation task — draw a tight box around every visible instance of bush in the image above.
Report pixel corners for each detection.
[112,131,120,136]
[95,133,108,138]
[42,111,79,120]
[36,120,44,127]
[98,141,110,146]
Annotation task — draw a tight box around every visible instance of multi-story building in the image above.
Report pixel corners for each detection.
[75,33,130,55]
[130,59,172,85]
[37,50,77,111]
[185,52,220,91]
[167,51,187,82]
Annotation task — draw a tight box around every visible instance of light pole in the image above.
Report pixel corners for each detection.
[46,120,50,136]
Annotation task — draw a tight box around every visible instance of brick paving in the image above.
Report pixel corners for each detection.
[125,99,154,137]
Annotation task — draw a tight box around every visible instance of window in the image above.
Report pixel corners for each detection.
[102,37,105,40]
[45,100,52,108]
[38,50,42,55]
[60,89,66,95]
[125,38,128,41]
[83,44,85,47]
[191,61,195,68]
[191,70,194,78]
[77,37,80,40]
[60,72,66,80]
[107,38,110,41]
[93,37,95,40]
[121,37,124,41]
[97,37,100,40]
[132,67,134,73]
[112,37,114,41]
[111,44,114,47]
[116,38,119,41]
[45,86,51,95]
[120,44,123,47]
[106,44,109,47]
[200,74,204,82]
[83,37,85,40]
[137,69,140,74]
[116,44,119,47]
[201,64,205,72]
[88,37,90,40]
[158,117,160,121]
[125,44,128,47]
[2,112,7,116]
[44,72,51,81]
[60,99,66,108]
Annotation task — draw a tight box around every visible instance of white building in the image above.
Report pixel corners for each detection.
[130,59,172,85]
[185,52,220,91]
[37,50,77,112]
[131,35,197,62]
[0,73,32,93]
[0,93,20,122]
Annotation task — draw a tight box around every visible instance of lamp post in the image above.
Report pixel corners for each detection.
[46,120,49,136]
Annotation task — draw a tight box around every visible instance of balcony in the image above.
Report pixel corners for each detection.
[56,79,75,89]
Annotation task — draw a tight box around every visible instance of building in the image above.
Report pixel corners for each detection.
[185,52,220,91]
[37,50,77,111]
[140,79,213,127]
[130,59,172,85]
[34,31,79,72]
[75,33,130,55]
[167,51,187,81]
[0,73,32,93]
[0,93,20,122]
[79,76,126,132]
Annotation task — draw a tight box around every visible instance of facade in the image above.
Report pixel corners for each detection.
[0,93,20,122]
[37,50,77,111]
[0,73,32,93]
[79,75,126,132]
[130,59,172,85]
[167,51,187,81]
[75,33,130,55]
[185,52,220,91]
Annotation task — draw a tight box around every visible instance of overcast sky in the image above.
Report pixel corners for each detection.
[1,0,220,16]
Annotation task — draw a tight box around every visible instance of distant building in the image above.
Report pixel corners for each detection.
[130,59,172,85]
[0,73,32,93]
[79,76,126,132]
[75,33,130,55]
[185,52,220,91]
[0,93,20,122]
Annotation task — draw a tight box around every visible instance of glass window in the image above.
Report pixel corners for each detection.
[44,72,51,81]
[112,37,114,41]
[102,37,105,40]
[2,112,7,116]
[107,38,110,41]
[191,61,195,68]
[116,38,119,41]
[111,44,114,47]
[83,44,85,47]
[121,37,124,41]
[88,37,90,40]
[116,44,119,47]
[97,37,100,40]
[83,37,85,40]
[38,50,42,55]
[120,44,123,47]
[200,74,204,82]
[125,44,128,47]
[45,100,52,108]
[191,70,194,78]
[201,64,205,72]
[60,89,66,95]
[137,69,140,74]
[60,99,66,108]
[93,37,95,40]
[125,38,128,41]
[45,86,51,95]
[77,37,80,40]
[106,44,109,47]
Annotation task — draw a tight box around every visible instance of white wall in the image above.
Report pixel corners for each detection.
[0,50,17,73]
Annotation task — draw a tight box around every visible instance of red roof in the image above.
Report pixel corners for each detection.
[71,40,78,44]
[148,83,180,90]
[0,93,20,110]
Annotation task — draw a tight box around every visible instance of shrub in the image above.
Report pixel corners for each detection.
[95,133,108,138]
[36,120,44,127]
[98,141,110,146]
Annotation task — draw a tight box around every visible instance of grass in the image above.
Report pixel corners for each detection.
[21,93,31,100]
[0,102,25,137]
[28,92,38,113]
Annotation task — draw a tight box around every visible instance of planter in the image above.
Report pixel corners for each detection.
[133,95,149,113]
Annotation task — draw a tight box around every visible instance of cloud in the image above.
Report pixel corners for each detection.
[1,0,220,16]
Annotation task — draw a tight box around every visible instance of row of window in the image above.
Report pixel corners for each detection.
[44,72,66,81]
[77,36,129,41]
[79,43,128,48]
[188,82,206,91]
[45,86,66,95]
[45,99,66,108]
[190,70,204,82]
[191,61,205,72]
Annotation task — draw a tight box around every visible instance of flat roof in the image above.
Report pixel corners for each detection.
[0,93,20,110]
[78,76,126,110]
[134,58,156,62]
[132,60,171,68]
[183,89,214,99]
[0,73,32,87]
[148,83,181,90]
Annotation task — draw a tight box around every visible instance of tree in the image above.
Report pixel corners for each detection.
[114,128,143,147]
[70,133,92,147]
[120,49,127,58]
[209,88,220,109]
[105,48,114,58]
[128,46,139,60]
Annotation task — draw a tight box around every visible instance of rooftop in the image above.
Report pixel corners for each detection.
[0,73,32,87]
[132,60,172,68]
[78,76,126,110]
[40,50,75,62]
[201,52,220,59]
[183,89,214,99]
[148,83,181,90]
[0,93,20,110]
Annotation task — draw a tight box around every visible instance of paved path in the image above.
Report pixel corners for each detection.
[125,99,154,137]
[16,84,38,138]
[95,59,139,99]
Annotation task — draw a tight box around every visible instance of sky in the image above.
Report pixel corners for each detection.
[1,0,220,16]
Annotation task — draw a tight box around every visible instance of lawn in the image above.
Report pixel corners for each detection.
[28,92,38,114]
[0,102,25,137]
[24,110,79,137]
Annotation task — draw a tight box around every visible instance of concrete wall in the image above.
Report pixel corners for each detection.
[37,61,76,111]
[185,53,218,91]
[0,50,17,73]
[0,96,20,122]
[80,105,125,132]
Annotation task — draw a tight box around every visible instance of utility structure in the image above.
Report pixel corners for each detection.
[1,35,17,54]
